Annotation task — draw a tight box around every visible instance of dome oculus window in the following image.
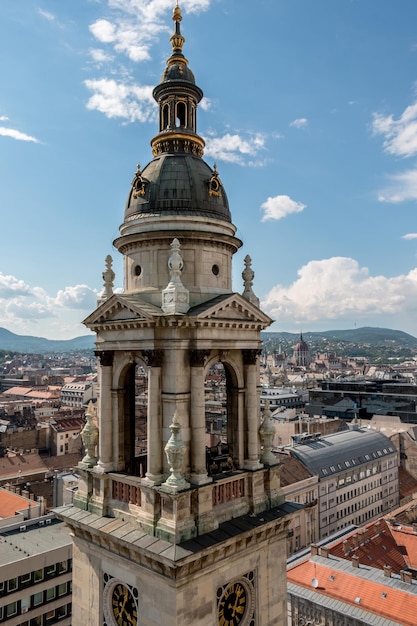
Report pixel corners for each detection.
[212,264,220,276]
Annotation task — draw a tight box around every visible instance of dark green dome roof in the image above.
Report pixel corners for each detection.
[161,59,196,85]
[125,154,231,222]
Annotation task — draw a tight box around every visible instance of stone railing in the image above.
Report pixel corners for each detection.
[111,474,142,507]
[212,475,246,506]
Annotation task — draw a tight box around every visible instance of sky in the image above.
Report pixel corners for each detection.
[2,1,417,340]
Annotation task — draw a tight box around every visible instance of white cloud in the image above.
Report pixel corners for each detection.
[260,195,306,222]
[377,167,417,203]
[262,257,417,330]
[89,1,211,64]
[0,116,9,122]
[6,300,55,321]
[0,126,40,143]
[38,9,55,22]
[90,48,114,64]
[403,233,417,240]
[200,97,212,112]
[0,273,98,337]
[0,274,33,298]
[85,78,156,122]
[372,102,417,158]
[90,19,117,44]
[204,132,266,165]
[290,118,308,129]
[54,285,97,310]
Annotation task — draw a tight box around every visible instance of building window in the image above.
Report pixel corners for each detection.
[20,573,32,587]
[5,602,17,618]
[33,592,43,607]
[45,564,56,578]
[58,582,67,596]
[56,605,67,618]
[34,569,44,583]
[8,577,18,592]
[46,587,56,601]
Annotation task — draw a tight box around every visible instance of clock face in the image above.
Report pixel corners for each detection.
[111,582,138,626]
[217,581,248,626]
[103,576,139,626]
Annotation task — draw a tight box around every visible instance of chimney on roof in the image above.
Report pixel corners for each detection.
[343,540,351,555]
[384,565,392,578]
[352,555,360,568]
[374,521,381,535]
[320,546,329,558]
[311,544,319,556]
[400,570,413,584]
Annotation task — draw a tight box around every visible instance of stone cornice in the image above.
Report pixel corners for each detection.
[56,506,290,581]
[114,233,240,256]
[88,318,269,334]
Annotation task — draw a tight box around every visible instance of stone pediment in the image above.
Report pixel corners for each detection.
[83,294,162,327]
[189,294,272,327]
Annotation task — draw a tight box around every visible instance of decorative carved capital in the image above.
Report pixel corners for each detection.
[190,349,210,367]
[142,349,164,367]
[242,349,260,366]
[95,350,114,367]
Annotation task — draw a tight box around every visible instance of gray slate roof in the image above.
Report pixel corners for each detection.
[290,427,396,480]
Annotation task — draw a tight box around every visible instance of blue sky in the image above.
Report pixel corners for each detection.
[2,0,417,340]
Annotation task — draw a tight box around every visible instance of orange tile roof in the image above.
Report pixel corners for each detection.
[3,387,33,396]
[288,559,417,625]
[0,489,38,518]
[328,520,408,573]
[0,453,48,480]
[390,525,417,570]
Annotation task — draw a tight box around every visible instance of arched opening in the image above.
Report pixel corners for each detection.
[205,361,240,476]
[119,362,148,477]
[176,101,186,127]
[162,103,169,129]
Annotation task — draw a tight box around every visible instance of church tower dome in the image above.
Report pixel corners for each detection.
[57,7,295,626]
[115,4,239,307]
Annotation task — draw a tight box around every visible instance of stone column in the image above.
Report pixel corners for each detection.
[243,349,263,470]
[142,350,164,485]
[94,350,114,473]
[189,350,212,485]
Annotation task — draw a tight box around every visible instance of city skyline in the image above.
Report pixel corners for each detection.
[2,1,417,339]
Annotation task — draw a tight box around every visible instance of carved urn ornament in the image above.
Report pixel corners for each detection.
[162,411,190,492]
[80,401,99,468]
[259,400,277,465]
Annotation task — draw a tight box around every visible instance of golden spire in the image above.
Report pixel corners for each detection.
[170,3,185,53]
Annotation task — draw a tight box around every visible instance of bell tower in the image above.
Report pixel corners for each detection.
[57,6,297,625]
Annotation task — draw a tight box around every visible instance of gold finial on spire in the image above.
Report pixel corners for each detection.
[173,2,182,23]
[171,3,185,53]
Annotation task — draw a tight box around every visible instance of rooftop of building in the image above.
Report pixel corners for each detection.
[288,514,417,625]
[289,427,397,479]
[0,515,71,568]
[0,487,39,518]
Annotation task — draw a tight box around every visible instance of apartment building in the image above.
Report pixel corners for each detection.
[289,425,399,538]
[0,515,72,625]
[288,504,417,626]
[277,452,319,555]
[59,381,96,409]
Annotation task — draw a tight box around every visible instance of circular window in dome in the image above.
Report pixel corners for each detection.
[134,265,142,277]
[212,264,220,276]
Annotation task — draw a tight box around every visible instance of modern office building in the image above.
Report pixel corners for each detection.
[289,425,399,538]
[0,515,72,625]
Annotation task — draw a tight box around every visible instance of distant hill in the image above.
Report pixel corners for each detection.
[262,327,417,348]
[0,327,95,353]
[0,325,416,354]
